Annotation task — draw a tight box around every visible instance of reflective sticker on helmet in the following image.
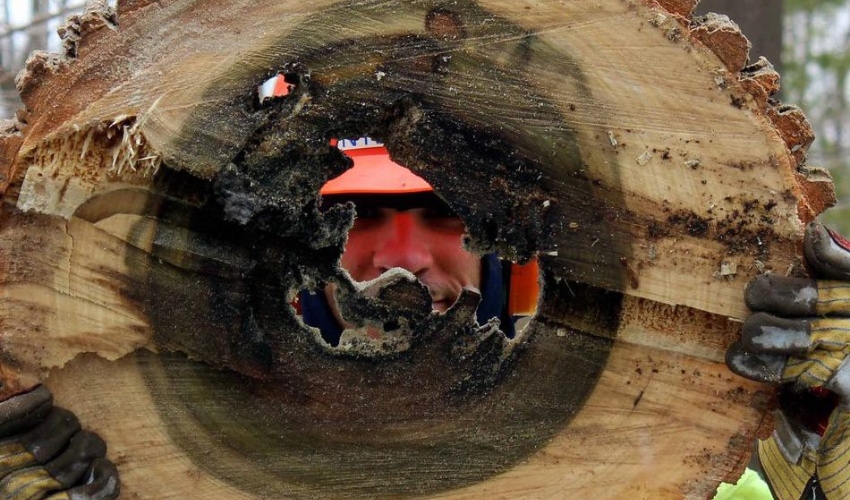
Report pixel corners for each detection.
[258,74,292,101]
[259,76,279,101]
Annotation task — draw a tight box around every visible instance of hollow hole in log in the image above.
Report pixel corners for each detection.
[313,154,542,356]
[249,73,544,359]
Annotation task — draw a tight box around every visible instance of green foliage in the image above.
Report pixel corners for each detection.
[820,204,850,234]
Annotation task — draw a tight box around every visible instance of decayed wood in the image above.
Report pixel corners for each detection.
[0,0,828,498]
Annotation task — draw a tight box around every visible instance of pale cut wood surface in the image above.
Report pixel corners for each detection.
[0,0,829,498]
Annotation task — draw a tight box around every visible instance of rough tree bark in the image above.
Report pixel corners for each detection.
[696,0,783,76]
[0,0,834,499]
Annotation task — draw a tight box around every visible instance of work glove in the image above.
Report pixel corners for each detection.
[0,385,119,500]
[727,221,850,500]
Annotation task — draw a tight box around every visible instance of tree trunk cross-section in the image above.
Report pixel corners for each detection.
[0,1,834,499]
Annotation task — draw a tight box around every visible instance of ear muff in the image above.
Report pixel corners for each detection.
[508,259,539,317]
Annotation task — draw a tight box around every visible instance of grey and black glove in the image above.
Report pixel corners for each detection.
[728,221,850,500]
[0,385,119,500]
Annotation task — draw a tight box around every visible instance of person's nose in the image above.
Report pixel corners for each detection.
[373,212,433,276]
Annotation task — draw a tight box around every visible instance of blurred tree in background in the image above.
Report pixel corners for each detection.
[698,0,784,74]
[0,1,85,118]
[782,0,850,232]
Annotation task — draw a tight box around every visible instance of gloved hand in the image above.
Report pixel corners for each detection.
[0,385,119,500]
[727,221,850,500]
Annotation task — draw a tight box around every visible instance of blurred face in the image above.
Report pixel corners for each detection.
[328,195,481,314]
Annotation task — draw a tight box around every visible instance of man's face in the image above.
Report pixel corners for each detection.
[332,196,481,312]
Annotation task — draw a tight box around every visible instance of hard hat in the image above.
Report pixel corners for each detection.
[322,137,433,196]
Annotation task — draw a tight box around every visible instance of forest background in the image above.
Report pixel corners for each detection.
[0,1,845,230]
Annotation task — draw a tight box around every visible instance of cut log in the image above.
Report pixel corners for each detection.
[0,0,830,499]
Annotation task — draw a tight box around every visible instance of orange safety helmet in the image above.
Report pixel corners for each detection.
[261,74,540,317]
[322,138,434,196]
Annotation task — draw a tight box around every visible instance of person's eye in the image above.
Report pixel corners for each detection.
[422,207,465,231]
[422,204,457,220]
[354,204,382,220]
